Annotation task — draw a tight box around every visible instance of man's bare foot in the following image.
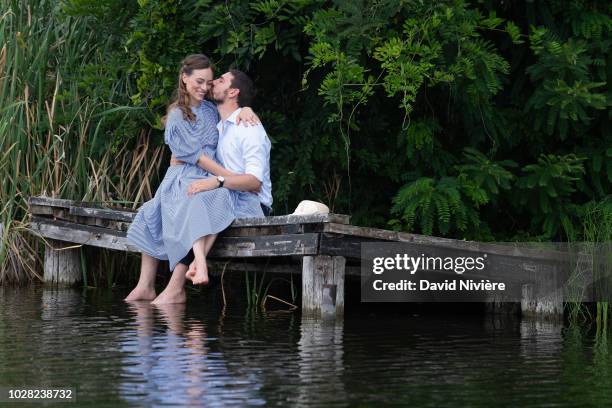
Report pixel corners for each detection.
[124,285,156,302]
[151,288,186,305]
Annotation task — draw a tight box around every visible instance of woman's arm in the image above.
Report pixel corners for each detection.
[236,107,261,126]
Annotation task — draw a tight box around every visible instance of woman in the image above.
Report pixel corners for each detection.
[126,54,260,302]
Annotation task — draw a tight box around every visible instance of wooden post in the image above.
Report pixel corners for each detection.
[43,239,82,286]
[302,255,345,318]
[521,264,564,320]
[486,292,520,317]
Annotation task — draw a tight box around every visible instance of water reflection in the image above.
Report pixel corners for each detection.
[2,287,612,406]
[120,301,262,407]
[520,319,564,357]
[296,317,345,406]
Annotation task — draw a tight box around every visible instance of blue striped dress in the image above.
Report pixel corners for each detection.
[127,101,263,270]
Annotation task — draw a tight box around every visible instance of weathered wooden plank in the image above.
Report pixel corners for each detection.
[29,196,76,209]
[69,206,136,222]
[319,233,375,259]
[230,213,349,227]
[31,196,349,227]
[30,218,320,257]
[34,205,316,236]
[221,224,306,237]
[31,217,138,252]
[29,204,55,216]
[322,223,568,262]
[34,208,131,232]
[211,233,319,257]
[207,260,361,276]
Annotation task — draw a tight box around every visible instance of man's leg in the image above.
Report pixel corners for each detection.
[151,263,188,304]
[125,253,158,301]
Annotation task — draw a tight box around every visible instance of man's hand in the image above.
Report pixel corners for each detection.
[170,155,185,166]
[187,177,219,196]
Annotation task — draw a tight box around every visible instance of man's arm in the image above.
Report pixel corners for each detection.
[186,174,260,196]
[196,155,237,177]
[170,154,238,177]
[187,126,269,196]
[223,174,261,191]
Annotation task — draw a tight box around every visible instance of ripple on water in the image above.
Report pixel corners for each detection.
[1,286,612,407]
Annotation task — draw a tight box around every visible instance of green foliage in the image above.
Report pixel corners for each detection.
[516,154,586,238]
[25,0,612,245]
[391,177,475,236]
[526,30,608,139]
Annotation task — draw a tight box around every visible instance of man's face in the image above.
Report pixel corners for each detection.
[211,72,236,103]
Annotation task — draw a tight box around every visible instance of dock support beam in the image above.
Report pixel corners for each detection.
[520,264,564,320]
[302,255,345,318]
[43,239,82,286]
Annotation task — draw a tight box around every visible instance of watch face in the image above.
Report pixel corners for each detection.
[218,176,225,182]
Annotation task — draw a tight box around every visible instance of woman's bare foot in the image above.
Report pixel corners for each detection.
[185,262,197,282]
[151,287,186,304]
[190,256,209,286]
[124,285,156,302]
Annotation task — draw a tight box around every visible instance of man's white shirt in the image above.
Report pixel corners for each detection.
[216,108,273,208]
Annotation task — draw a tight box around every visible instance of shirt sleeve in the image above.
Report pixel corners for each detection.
[240,126,270,182]
[164,109,204,165]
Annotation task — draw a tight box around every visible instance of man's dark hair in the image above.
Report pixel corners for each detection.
[229,69,256,107]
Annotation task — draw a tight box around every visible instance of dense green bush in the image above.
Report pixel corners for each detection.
[64,0,611,241]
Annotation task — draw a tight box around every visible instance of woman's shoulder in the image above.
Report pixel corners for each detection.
[200,100,218,114]
[167,106,184,120]
[165,106,188,128]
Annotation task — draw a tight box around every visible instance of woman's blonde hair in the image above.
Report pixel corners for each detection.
[164,54,212,125]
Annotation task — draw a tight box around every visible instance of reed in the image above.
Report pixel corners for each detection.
[244,260,298,312]
[0,1,160,286]
[567,197,612,325]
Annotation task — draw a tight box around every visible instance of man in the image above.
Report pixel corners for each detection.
[126,69,272,304]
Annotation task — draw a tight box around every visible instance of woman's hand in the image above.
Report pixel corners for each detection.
[187,178,218,196]
[236,107,261,126]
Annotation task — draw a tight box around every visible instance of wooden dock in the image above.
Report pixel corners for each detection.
[28,196,574,319]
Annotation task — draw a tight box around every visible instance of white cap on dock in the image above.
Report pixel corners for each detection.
[292,200,330,216]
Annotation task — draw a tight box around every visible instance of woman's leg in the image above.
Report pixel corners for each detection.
[151,263,188,304]
[125,253,158,301]
[186,234,218,285]
[152,232,216,302]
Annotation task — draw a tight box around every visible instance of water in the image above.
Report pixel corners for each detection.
[1,286,611,407]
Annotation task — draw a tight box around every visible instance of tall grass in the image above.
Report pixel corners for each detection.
[567,197,612,325]
[244,261,298,312]
[0,1,162,285]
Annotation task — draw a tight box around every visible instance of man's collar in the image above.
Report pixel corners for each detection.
[217,107,242,134]
[225,108,243,124]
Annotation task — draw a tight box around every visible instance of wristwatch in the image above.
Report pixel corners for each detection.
[216,176,225,188]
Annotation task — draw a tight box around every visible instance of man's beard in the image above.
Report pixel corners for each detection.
[211,89,228,104]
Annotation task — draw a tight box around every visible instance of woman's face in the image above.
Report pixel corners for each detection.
[182,68,213,105]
